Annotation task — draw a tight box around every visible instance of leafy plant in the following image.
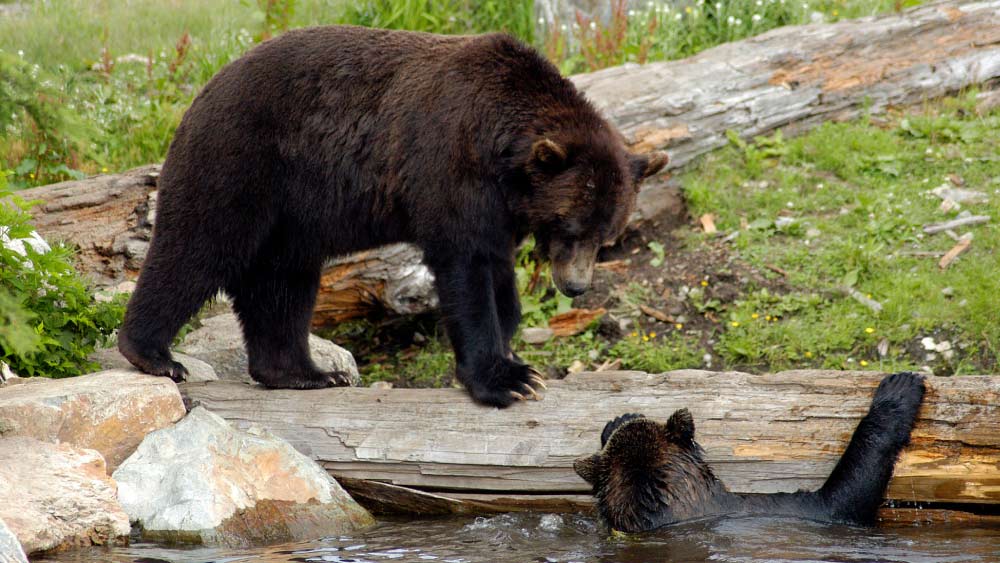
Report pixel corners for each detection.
[0,51,88,188]
[514,237,573,327]
[0,187,125,377]
[647,241,666,267]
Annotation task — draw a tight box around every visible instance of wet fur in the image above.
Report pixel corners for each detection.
[575,372,926,532]
[118,26,666,407]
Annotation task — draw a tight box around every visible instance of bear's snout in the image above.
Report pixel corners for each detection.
[551,258,594,297]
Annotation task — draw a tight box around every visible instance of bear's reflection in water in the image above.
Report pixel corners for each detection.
[38,512,1000,563]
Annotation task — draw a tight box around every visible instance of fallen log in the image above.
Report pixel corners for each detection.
[181,369,1000,520]
[15,166,160,287]
[20,0,1000,324]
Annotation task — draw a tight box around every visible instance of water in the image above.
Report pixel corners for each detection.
[37,514,1000,563]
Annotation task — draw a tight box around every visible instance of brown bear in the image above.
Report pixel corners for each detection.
[117,25,668,407]
[574,372,925,532]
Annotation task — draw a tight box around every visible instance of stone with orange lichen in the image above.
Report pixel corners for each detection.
[0,370,186,472]
[113,406,373,546]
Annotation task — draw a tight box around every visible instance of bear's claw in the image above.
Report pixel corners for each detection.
[459,359,548,408]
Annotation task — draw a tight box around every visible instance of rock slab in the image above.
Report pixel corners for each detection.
[178,313,359,385]
[0,438,130,554]
[89,347,218,382]
[0,518,28,563]
[113,406,374,546]
[0,370,185,471]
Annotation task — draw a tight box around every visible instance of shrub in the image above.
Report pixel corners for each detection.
[0,180,125,377]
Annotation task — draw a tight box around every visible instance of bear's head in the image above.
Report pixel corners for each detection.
[574,410,722,533]
[517,130,668,297]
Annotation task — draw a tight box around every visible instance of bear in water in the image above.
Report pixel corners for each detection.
[117,26,668,408]
[574,372,925,532]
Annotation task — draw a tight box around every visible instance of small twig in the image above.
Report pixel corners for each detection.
[939,238,972,270]
[594,358,622,372]
[766,263,789,277]
[639,303,674,323]
[844,287,883,313]
[923,215,990,234]
[526,260,544,294]
[899,250,947,257]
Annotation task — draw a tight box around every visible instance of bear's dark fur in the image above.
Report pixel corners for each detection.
[574,372,926,532]
[118,26,667,407]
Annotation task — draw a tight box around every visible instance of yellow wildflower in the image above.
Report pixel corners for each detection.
[642,335,650,342]
[675,323,683,330]
[860,360,869,367]
[630,331,638,338]
[700,280,709,287]
[805,351,813,358]
[649,331,657,338]
[751,313,759,320]
[685,5,693,13]
[730,321,740,328]
[101,167,109,173]
[865,327,875,334]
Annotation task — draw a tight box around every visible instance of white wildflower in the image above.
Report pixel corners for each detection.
[752,13,762,22]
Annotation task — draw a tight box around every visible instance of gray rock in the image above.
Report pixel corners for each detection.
[89,347,218,382]
[0,518,28,563]
[113,407,373,546]
[178,313,358,385]
[521,327,555,345]
[0,439,130,555]
[0,361,16,385]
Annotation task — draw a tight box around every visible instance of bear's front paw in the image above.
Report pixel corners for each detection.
[252,368,352,390]
[458,358,547,408]
[874,371,926,414]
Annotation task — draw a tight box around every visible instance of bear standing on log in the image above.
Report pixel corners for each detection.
[118,26,668,408]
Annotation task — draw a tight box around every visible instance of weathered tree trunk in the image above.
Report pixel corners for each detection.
[181,369,1000,519]
[16,166,160,287]
[20,0,1000,324]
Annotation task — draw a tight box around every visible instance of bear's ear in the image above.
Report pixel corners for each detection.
[531,138,568,169]
[665,408,695,444]
[629,151,670,182]
[574,453,602,486]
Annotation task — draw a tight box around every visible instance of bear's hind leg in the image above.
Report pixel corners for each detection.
[227,253,349,389]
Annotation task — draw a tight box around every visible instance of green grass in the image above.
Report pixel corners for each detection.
[0,0,912,188]
[680,93,1000,375]
[9,0,990,385]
